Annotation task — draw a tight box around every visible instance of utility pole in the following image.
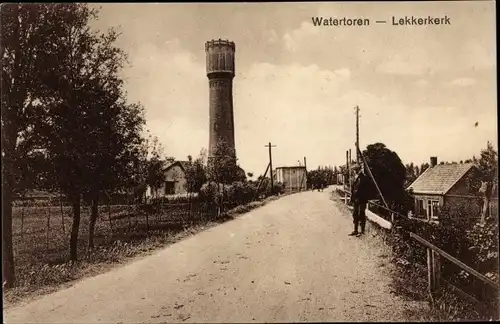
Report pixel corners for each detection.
[345,150,349,203]
[355,105,360,165]
[303,157,307,191]
[348,149,352,193]
[265,142,277,190]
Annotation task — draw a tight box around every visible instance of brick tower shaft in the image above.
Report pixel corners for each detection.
[205,39,236,158]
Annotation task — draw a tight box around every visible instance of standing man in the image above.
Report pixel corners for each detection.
[349,167,370,236]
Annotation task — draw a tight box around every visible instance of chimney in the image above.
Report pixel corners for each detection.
[430,156,438,167]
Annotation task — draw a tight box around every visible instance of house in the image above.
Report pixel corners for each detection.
[147,161,189,198]
[406,156,481,221]
[274,166,307,193]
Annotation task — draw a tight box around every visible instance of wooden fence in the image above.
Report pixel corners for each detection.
[336,186,499,314]
[11,198,222,265]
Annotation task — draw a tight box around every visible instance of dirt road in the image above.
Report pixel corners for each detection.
[4,188,425,323]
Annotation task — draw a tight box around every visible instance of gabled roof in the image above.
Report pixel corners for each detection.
[164,160,190,172]
[407,163,476,195]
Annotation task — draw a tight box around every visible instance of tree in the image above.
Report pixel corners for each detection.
[206,140,240,186]
[206,140,243,213]
[1,3,89,287]
[478,142,497,182]
[338,165,347,185]
[420,162,430,175]
[184,152,207,193]
[132,134,167,200]
[477,142,498,222]
[145,137,166,198]
[414,165,420,178]
[306,167,332,190]
[35,4,146,260]
[405,163,417,187]
[333,166,339,184]
[361,143,407,213]
[83,98,145,250]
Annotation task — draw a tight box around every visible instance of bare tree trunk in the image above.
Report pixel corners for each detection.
[2,186,16,288]
[60,194,65,233]
[158,193,162,222]
[20,203,25,243]
[216,183,221,219]
[480,182,492,224]
[88,193,99,250]
[46,205,52,252]
[106,192,113,230]
[145,196,150,234]
[222,184,225,214]
[188,192,192,224]
[69,195,81,262]
[127,194,131,231]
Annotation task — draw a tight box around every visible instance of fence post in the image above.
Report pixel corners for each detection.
[108,200,113,230]
[20,203,25,243]
[427,247,434,294]
[427,247,441,296]
[432,250,441,293]
[60,196,65,234]
[46,205,52,252]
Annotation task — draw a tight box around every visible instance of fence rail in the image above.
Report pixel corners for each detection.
[410,232,499,291]
[336,187,400,225]
[335,186,499,311]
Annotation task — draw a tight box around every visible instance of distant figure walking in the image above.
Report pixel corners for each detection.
[349,168,370,237]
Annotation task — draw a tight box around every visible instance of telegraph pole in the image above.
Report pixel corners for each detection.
[303,157,307,191]
[265,142,277,189]
[345,150,349,203]
[348,148,352,192]
[355,105,360,165]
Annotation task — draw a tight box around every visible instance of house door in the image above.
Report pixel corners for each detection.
[165,181,175,195]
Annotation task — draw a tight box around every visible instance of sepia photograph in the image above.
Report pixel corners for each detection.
[1,1,498,322]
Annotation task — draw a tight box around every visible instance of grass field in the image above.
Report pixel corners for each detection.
[4,196,280,308]
[5,200,215,306]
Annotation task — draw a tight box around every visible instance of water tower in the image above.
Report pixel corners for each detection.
[205,39,236,158]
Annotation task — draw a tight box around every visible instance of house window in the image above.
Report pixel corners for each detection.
[417,199,425,217]
[426,200,440,220]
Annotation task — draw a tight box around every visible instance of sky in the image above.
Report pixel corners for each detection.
[91,1,497,176]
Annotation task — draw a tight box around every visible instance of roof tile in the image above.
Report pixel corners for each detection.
[408,163,476,194]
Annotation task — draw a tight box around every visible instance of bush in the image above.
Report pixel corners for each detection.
[272,182,284,195]
[149,193,199,206]
[251,178,284,197]
[199,182,221,206]
[466,214,499,281]
[226,181,257,206]
[385,199,499,317]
